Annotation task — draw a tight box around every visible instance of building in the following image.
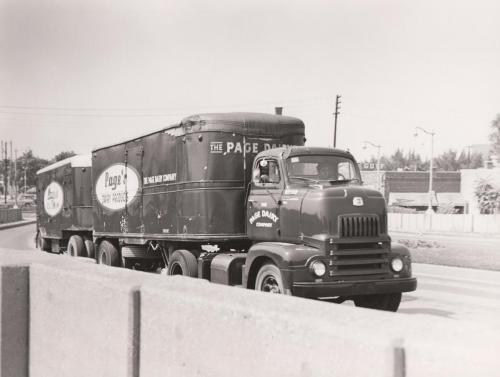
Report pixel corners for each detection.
[361,170,465,213]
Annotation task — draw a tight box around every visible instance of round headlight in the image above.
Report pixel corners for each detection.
[391,257,404,272]
[311,261,326,277]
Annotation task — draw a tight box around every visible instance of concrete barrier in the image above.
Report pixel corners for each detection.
[1,248,500,376]
[139,279,395,377]
[0,265,29,377]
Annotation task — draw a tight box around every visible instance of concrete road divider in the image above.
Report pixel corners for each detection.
[1,248,500,377]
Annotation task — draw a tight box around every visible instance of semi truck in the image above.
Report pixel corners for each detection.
[37,112,416,311]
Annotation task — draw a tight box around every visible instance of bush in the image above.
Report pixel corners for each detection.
[474,179,500,214]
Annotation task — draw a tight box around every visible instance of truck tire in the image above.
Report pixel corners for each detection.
[97,240,121,267]
[84,239,95,259]
[68,235,85,257]
[255,263,286,294]
[167,249,198,277]
[37,233,50,252]
[353,293,402,312]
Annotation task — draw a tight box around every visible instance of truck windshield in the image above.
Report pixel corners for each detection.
[285,155,361,184]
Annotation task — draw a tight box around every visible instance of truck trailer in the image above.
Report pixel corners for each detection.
[36,154,94,257]
[37,112,416,311]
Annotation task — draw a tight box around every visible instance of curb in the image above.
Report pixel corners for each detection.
[0,220,36,231]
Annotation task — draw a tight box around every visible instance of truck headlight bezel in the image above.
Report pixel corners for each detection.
[390,257,404,272]
[310,260,326,277]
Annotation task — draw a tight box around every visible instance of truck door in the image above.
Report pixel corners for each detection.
[246,157,283,241]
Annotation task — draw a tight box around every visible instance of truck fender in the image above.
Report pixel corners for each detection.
[391,242,411,257]
[243,242,318,289]
[390,242,413,278]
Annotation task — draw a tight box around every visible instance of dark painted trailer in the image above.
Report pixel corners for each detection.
[36,154,95,257]
[92,112,305,267]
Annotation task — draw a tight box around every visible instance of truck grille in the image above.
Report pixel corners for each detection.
[339,215,380,238]
[329,243,390,279]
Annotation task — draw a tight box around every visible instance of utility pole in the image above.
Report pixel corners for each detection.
[8,141,12,200]
[14,149,18,208]
[24,154,27,195]
[3,141,7,204]
[363,141,382,193]
[414,127,436,214]
[1,141,3,203]
[333,95,341,148]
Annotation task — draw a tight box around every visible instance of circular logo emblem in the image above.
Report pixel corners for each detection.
[44,182,64,217]
[95,163,140,211]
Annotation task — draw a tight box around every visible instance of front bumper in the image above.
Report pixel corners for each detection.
[292,277,417,299]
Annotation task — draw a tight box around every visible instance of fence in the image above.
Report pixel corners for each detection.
[0,208,22,224]
[388,213,500,233]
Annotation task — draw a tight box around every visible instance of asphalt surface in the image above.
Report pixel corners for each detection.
[2,223,500,329]
[0,222,36,251]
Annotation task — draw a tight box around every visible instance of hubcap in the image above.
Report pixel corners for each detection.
[170,263,183,275]
[261,275,281,294]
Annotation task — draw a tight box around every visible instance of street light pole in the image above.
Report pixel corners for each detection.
[415,127,436,213]
[363,141,382,193]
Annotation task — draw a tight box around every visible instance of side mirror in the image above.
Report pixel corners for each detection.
[252,168,261,184]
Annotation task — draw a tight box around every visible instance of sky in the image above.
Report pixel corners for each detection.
[1,0,499,162]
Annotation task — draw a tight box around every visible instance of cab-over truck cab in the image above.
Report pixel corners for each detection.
[242,146,416,311]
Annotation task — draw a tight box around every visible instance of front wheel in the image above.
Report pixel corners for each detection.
[255,263,287,294]
[353,293,402,312]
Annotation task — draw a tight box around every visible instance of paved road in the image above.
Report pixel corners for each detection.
[2,223,500,329]
[399,263,500,328]
[0,223,36,251]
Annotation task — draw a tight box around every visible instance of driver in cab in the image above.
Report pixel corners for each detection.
[317,162,336,180]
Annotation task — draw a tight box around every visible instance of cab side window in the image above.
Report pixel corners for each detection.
[254,159,281,186]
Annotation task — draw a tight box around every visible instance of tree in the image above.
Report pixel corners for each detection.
[434,149,461,171]
[377,149,427,171]
[53,150,76,162]
[15,150,49,189]
[474,178,500,214]
[458,150,483,169]
[489,114,500,156]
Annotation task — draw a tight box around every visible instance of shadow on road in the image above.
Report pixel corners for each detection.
[398,307,456,318]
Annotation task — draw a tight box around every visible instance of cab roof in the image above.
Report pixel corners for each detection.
[257,146,354,160]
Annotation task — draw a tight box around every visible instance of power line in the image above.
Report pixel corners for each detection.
[0,97,331,117]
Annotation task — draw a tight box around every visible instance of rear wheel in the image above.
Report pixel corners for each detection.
[353,293,402,312]
[36,233,50,252]
[67,235,85,257]
[255,263,286,294]
[167,249,198,277]
[84,239,95,258]
[97,240,121,267]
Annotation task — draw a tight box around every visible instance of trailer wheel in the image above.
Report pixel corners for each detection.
[36,233,50,252]
[353,293,402,312]
[67,235,85,257]
[255,263,286,294]
[167,249,198,277]
[97,240,121,267]
[84,239,95,259]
